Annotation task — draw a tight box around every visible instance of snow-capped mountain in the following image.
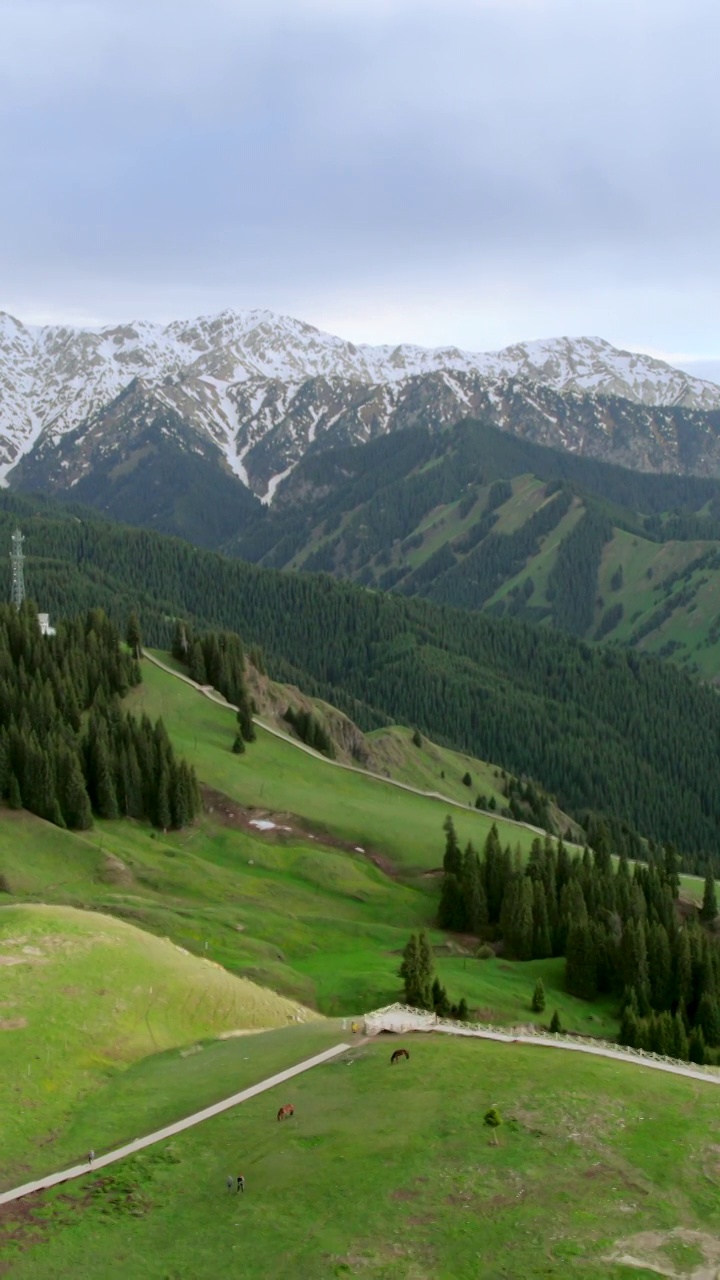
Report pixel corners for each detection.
[3,308,720,505]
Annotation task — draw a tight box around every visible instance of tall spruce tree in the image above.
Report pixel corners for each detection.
[701,868,718,923]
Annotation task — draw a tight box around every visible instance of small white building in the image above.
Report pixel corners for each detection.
[38,613,56,637]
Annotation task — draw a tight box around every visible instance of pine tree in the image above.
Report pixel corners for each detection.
[549,1009,562,1034]
[500,876,533,959]
[701,867,718,923]
[155,763,172,831]
[663,843,681,899]
[431,976,450,1016]
[400,931,434,1009]
[618,1005,639,1048]
[399,933,421,1005]
[669,1012,689,1061]
[696,993,720,1047]
[531,879,552,959]
[438,818,466,930]
[417,931,435,1008]
[126,613,142,660]
[531,978,546,1013]
[232,731,246,754]
[565,922,597,1000]
[688,1026,707,1065]
[674,930,693,1008]
[462,844,487,934]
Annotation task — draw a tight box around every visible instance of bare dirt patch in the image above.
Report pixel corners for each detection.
[98,854,133,887]
[390,1188,419,1201]
[200,785,399,877]
[0,1017,27,1031]
[605,1228,720,1278]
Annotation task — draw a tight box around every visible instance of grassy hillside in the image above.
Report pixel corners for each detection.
[3,1032,720,1278]
[231,418,720,680]
[2,489,720,858]
[0,903,310,1181]
[126,657,545,872]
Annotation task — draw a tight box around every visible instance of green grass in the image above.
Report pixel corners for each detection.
[3,1033,720,1279]
[366,724,508,808]
[129,656,542,873]
[0,903,309,1186]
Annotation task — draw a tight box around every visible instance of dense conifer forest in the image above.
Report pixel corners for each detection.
[1,492,720,863]
[437,817,720,1063]
[0,602,200,831]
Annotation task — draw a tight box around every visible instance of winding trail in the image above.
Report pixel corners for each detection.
[143,651,705,890]
[0,1042,351,1209]
[143,650,568,844]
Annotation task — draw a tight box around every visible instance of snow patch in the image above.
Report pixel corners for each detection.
[261,461,297,505]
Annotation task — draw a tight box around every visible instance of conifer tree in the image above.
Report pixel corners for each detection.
[531,978,546,1013]
[701,867,718,923]
[126,613,142,660]
[418,931,435,1007]
[696,993,720,1047]
[565,921,597,1000]
[531,879,552,959]
[688,1026,707,1065]
[669,1012,689,1062]
[462,843,488,934]
[549,1009,562,1034]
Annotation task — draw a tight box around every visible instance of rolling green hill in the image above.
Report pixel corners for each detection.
[1,489,720,859]
[0,902,311,1180]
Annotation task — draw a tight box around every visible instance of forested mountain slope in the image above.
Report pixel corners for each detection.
[228,418,720,679]
[0,490,719,861]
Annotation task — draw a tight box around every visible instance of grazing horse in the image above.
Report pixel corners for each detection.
[390,1048,410,1064]
[277,1103,295,1121]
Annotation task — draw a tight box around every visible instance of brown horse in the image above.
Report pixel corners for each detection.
[390,1048,409,1064]
[277,1103,295,1121]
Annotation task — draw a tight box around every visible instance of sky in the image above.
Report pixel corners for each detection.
[1,0,719,379]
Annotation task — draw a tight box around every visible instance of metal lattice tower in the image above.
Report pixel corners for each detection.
[10,529,25,609]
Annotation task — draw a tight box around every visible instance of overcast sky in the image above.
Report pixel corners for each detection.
[1,0,718,377]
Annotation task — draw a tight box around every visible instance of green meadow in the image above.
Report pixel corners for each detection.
[0,902,309,1186]
[2,1033,720,1279]
[129,656,543,873]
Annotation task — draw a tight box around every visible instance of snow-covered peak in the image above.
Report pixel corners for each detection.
[1,307,719,489]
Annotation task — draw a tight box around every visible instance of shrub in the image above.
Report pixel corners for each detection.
[476,944,494,960]
[531,978,546,1013]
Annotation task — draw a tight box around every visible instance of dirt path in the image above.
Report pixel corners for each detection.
[0,1042,351,1209]
[144,651,706,890]
[143,650,564,844]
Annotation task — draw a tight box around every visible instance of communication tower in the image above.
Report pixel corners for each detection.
[10,529,25,609]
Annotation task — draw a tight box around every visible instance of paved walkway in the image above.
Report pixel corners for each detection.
[0,1042,350,1209]
[430,1024,720,1085]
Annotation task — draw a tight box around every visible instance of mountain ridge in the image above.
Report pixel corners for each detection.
[3,308,720,505]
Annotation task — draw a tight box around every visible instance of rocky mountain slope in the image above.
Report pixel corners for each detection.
[3,310,720,514]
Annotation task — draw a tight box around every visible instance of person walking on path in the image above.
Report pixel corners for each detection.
[226,1176,234,1192]
[88,1151,95,1164]
[237,1174,245,1194]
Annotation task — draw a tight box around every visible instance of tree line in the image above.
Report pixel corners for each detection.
[0,602,200,831]
[436,816,720,1063]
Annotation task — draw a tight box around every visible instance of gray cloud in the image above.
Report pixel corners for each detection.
[1,0,718,360]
